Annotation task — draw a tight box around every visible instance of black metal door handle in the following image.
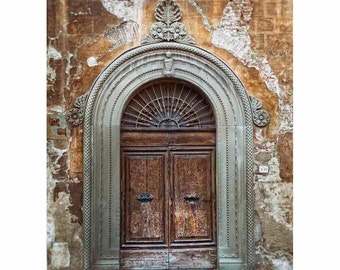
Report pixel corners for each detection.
[184,194,200,202]
[137,193,153,202]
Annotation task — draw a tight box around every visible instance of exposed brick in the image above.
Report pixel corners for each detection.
[49,118,60,126]
[252,0,265,17]
[251,33,265,51]
[256,18,275,32]
[265,2,282,16]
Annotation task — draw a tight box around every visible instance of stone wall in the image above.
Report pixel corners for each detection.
[47,0,293,269]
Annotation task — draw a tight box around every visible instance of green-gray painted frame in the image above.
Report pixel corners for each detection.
[83,42,255,269]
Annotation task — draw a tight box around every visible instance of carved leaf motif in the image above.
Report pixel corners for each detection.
[155,0,182,25]
[66,93,88,126]
[177,34,196,45]
[74,93,88,109]
[250,96,262,110]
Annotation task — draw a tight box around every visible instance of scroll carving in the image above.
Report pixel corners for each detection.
[141,0,195,45]
[66,93,88,126]
[250,96,270,127]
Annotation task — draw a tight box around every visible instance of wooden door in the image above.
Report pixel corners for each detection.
[120,80,216,269]
[120,131,216,269]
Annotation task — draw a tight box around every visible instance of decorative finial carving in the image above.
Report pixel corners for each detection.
[66,93,88,126]
[250,96,270,127]
[141,0,195,45]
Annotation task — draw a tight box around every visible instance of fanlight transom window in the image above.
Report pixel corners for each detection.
[121,80,215,129]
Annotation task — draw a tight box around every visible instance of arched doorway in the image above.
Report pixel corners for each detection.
[120,79,217,268]
[83,42,255,269]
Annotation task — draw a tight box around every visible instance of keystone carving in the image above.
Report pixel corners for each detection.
[250,96,270,127]
[66,93,88,126]
[141,0,195,45]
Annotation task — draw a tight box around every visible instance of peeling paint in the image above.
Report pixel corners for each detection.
[188,0,212,32]
[209,0,293,134]
[211,1,280,94]
[47,45,62,60]
[101,0,146,21]
[48,106,65,114]
[47,140,70,180]
[47,45,62,83]
[87,56,98,67]
[256,246,293,270]
[65,52,73,92]
[104,21,139,50]
[255,182,293,230]
[273,258,293,270]
[51,242,71,269]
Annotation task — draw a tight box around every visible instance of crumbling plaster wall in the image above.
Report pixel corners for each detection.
[47,0,293,269]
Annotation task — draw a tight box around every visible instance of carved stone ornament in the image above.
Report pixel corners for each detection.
[141,0,195,45]
[250,96,270,127]
[66,93,88,126]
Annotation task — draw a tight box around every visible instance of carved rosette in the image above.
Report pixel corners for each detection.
[66,93,88,126]
[250,96,270,127]
[142,0,195,45]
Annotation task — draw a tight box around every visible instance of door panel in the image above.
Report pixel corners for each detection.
[121,151,167,246]
[168,248,217,269]
[120,131,216,269]
[120,249,169,269]
[170,149,215,245]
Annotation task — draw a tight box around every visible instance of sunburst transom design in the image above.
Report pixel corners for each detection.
[121,81,215,129]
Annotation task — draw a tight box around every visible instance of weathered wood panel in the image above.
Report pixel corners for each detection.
[121,130,215,147]
[121,151,167,246]
[168,248,217,269]
[168,130,216,146]
[121,131,168,146]
[170,149,216,245]
[120,249,169,269]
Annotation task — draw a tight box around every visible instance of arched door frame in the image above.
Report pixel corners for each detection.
[83,42,255,269]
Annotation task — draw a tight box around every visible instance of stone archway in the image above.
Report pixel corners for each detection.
[82,42,255,269]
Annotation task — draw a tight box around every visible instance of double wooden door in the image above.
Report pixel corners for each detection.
[120,130,217,269]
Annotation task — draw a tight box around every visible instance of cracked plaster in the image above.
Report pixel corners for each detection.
[47,45,62,83]
[256,246,293,270]
[47,140,83,269]
[101,0,146,21]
